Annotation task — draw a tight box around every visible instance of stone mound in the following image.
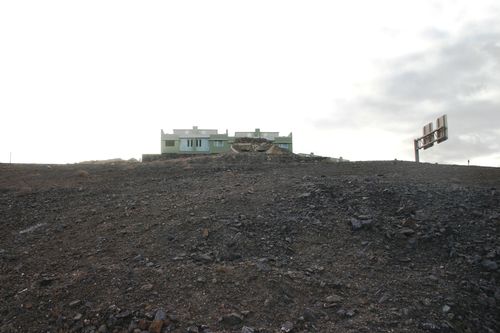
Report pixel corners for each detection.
[231,138,290,154]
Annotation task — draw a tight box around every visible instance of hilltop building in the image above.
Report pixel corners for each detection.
[160,126,293,154]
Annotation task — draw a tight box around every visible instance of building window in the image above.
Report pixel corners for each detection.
[187,139,202,147]
[213,140,224,148]
[278,143,289,149]
[165,140,175,147]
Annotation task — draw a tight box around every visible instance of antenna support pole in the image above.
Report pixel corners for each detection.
[414,140,419,163]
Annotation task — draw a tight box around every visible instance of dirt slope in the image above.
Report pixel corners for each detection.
[0,155,499,333]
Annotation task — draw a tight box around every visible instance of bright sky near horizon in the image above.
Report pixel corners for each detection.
[1,1,499,166]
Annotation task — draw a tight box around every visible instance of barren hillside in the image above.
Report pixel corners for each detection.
[1,155,499,333]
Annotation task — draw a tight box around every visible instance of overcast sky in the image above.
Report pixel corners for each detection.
[1,0,499,166]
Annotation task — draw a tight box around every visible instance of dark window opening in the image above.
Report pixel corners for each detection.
[165,140,175,147]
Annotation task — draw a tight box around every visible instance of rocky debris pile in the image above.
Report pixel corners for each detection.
[231,137,290,154]
[0,159,499,332]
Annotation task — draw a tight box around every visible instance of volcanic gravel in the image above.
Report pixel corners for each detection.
[0,154,499,333]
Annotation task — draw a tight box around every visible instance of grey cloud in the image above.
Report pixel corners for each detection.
[428,130,499,162]
[385,31,500,102]
[314,19,500,164]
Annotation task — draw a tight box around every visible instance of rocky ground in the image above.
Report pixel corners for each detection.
[0,154,499,333]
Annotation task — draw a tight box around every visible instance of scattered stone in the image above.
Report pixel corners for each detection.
[127,321,138,332]
[280,321,294,332]
[39,276,56,287]
[400,228,415,236]
[149,319,163,333]
[420,322,441,331]
[168,313,179,323]
[302,308,317,322]
[350,218,372,231]
[137,319,150,330]
[242,326,255,333]
[144,311,155,320]
[422,298,432,306]
[140,283,154,291]
[219,313,243,326]
[116,309,131,319]
[337,308,355,318]
[345,309,355,317]
[73,313,83,321]
[378,292,390,304]
[442,305,451,313]
[154,308,166,321]
[325,294,343,304]
[186,326,198,333]
[350,218,363,230]
[69,300,81,307]
[194,253,213,263]
[256,259,271,272]
[481,259,498,271]
[97,324,107,333]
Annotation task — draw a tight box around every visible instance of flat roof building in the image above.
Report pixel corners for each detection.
[160,126,293,154]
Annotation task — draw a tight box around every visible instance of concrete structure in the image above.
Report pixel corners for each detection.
[160,126,293,154]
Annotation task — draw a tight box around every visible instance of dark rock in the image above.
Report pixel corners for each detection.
[256,260,271,272]
[302,308,317,322]
[128,320,138,332]
[115,309,131,319]
[167,313,179,323]
[199,325,213,333]
[481,259,498,271]
[219,313,243,326]
[336,308,355,318]
[350,218,362,230]
[325,294,343,304]
[39,276,56,287]
[194,253,213,263]
[97,324,107,333]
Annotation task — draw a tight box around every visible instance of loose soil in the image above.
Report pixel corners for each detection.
[0,154,499,333]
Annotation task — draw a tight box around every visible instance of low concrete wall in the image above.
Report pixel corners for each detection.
[142,153,213,162]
